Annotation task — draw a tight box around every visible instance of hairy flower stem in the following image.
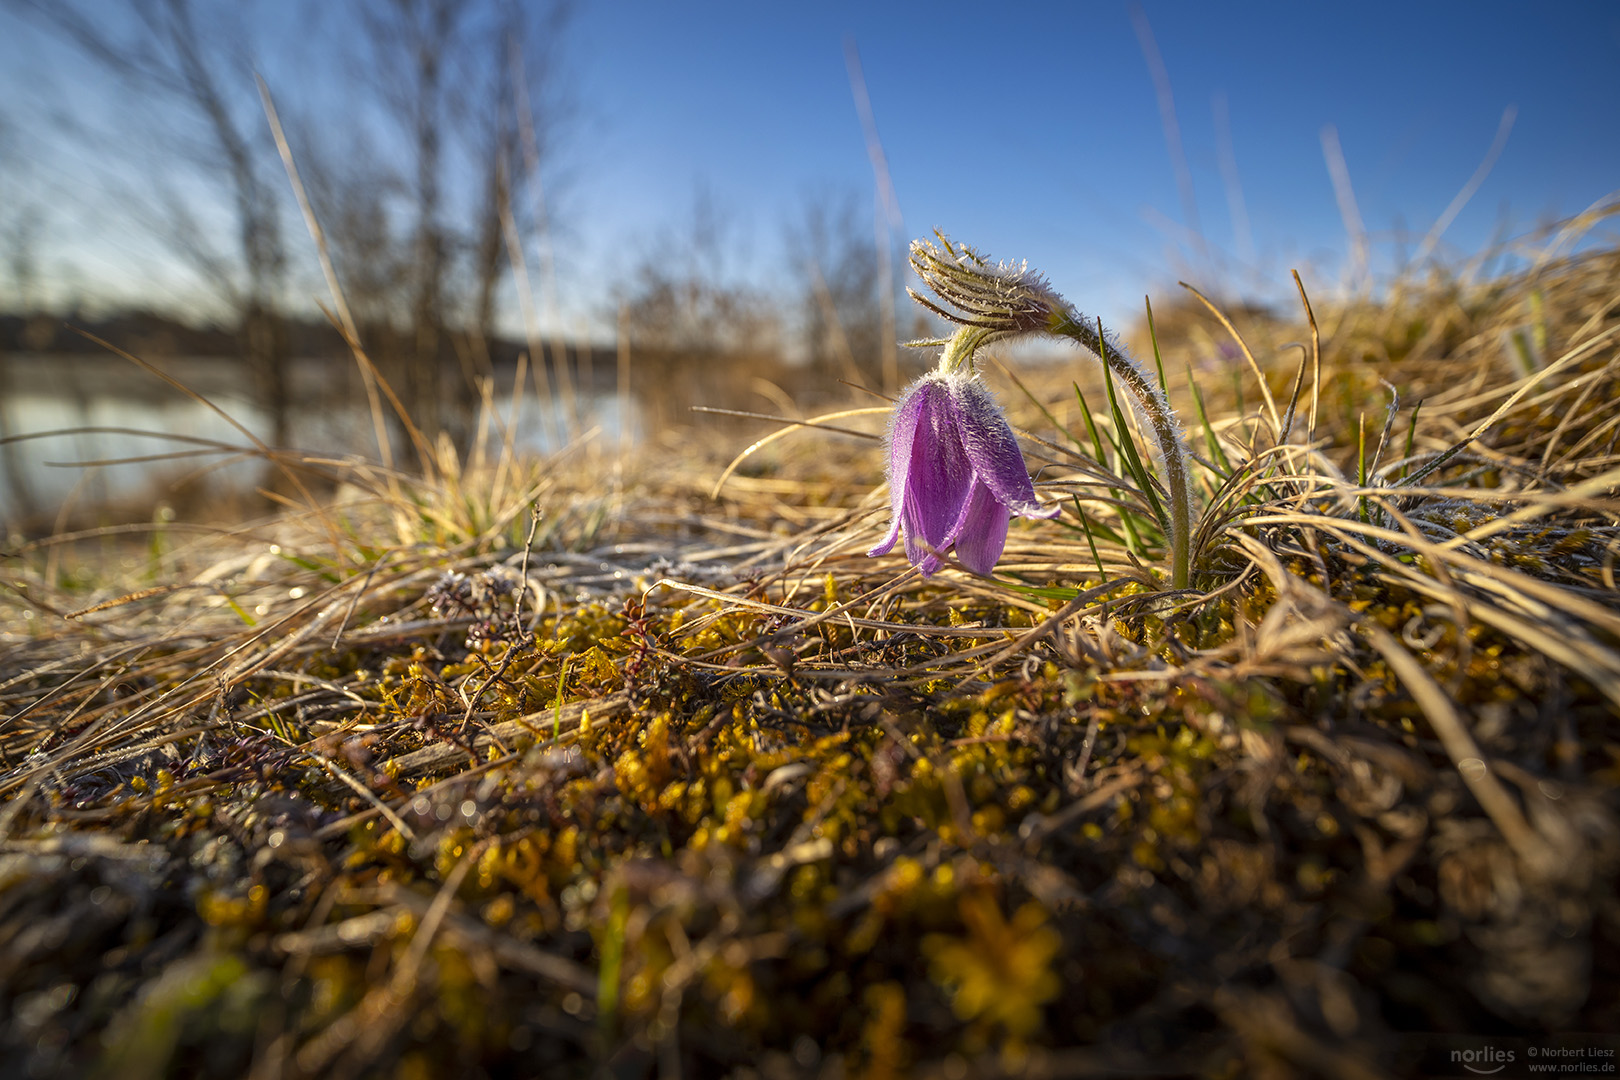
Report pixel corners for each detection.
[933,317,1190,587]
[910,234,1194,589]
[1049,313,1191,589]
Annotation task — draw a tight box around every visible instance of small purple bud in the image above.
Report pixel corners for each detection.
[869,371,1059,576]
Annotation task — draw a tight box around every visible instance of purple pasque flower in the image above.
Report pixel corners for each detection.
[869,370,1059,576]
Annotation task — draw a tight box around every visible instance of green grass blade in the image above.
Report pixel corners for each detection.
[1401,400,1423,480]
[992,578,1085,601]
[1074,495,1108,581]
[553,655,571,739]
[1144,295,1169,393]
[1075,382,1151,556]
[224,597,257,627]
[1098,324,1167,532]
[1187,364,1232,476]
[1074,382,1109,465]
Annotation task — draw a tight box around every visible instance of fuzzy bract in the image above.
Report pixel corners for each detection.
[909,235,1071,338]
[869,371,1059,576]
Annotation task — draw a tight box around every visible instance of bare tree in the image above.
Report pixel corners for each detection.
[353,0,458,441]
[3,0,296,449]
[296,122,411,370]
[787,189,888,391]
[619,188,784,432]
[343,0,571,446]
[0,115,43,522]
[6,0,574,466]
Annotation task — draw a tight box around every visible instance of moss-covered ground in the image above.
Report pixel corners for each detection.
[3,243,1619,1078]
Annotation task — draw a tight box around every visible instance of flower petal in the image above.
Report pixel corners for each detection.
[899,378,974,575]
[867,374,934,557]
[867,511,903,558]
[951,480,1012,575]
[952,379,1060,520]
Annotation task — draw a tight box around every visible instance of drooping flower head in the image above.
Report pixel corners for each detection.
[898,232,1196,589]
[868,369,1059,577]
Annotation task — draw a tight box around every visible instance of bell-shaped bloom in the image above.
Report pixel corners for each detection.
[869,371,1059,576]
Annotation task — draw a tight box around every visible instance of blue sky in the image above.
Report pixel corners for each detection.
[2,1,1618,335]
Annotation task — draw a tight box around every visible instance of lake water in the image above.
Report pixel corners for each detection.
[0,355,630,524]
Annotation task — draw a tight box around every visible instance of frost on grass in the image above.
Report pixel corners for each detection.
[2,243,1620,1077]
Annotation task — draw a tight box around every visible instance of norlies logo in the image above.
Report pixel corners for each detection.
[1453,1046,1517,1074]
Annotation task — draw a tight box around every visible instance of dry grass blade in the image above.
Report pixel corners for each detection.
[706,405,889,498]
[1180,279,1282,435]
[259,74,412,486]
[5,234,1620,1078]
